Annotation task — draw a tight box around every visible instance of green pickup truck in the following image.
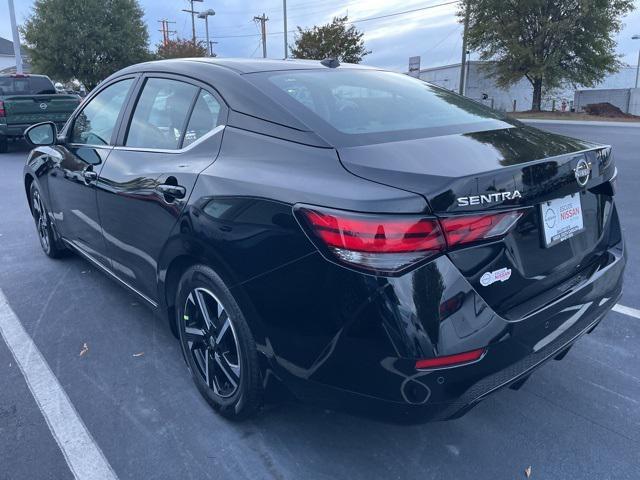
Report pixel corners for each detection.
[0,74,81,153]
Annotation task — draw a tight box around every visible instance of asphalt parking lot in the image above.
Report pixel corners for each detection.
[1,121,639,480]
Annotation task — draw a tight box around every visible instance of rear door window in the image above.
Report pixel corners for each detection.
[125,78,198,150]
[0,77,29,94]
[182,90,223,147]
[29,76,56,94]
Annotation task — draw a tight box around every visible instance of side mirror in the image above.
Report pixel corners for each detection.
[25,122,57,147]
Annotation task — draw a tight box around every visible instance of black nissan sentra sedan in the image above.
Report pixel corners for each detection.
[22,58,625,421]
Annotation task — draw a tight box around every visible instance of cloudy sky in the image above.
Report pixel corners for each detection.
[3,0,640,72]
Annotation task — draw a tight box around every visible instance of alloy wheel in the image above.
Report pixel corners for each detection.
[183,287,241,398]
[32,190,50,253]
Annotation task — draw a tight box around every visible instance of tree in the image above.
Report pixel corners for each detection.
[156,38,209,60]
[461,0,635,111]
[22,0,150,91]
[290,16,371,64]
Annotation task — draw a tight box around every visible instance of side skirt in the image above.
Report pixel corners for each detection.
[63,239,159,308]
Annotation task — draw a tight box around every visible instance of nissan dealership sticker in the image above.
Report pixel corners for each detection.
[480,267,512,287]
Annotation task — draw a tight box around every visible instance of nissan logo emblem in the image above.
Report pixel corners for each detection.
[39,103,48,110]
[574,158,591,187]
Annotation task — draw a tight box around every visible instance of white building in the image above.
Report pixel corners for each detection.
[418,60,638,112]
[0,36,30,74]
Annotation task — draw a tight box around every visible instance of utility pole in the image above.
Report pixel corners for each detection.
[8,0,23,75]
[458,0,470,95]
[633,35,640,88]
[158,20,167,46]
[158,19,177,46]
[158,18,176,47]
[253,13,269,58]
[209,41,219,56]
[182,0,203,45]
[283,0,288,58]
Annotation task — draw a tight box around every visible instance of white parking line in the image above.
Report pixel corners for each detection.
[613,303,640,320]
[0,290,118,480]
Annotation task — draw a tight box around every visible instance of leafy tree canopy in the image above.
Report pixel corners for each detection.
[461,0,635,110]
[22,0,150,90]
[290,15,371,64]
[156,38,209,60]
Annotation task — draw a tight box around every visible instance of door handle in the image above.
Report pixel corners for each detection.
[83,169,98,184]
[156,183,186,199]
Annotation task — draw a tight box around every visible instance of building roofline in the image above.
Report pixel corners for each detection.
[418,60,488,74]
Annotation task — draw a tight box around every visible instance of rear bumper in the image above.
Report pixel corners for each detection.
[276,242,623,422]
[244,204,625,422]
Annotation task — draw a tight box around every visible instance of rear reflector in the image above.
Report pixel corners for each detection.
[0,100,5,117]
[415,348,486,370]
[295,205,523,275]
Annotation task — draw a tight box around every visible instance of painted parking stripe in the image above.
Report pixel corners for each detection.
[0,290,118,480]
[613,304,640,320]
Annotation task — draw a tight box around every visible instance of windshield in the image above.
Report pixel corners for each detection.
[251,69,510,145]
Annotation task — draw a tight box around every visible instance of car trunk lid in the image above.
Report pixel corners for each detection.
[337,125,617,318]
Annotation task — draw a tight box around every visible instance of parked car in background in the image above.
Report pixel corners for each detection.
[0,74,80,153]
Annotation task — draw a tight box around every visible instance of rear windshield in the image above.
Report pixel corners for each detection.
[249,69,511,146]
[0,76,56,95]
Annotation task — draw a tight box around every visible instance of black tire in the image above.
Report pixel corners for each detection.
[29,183,67,258]
[176,264,262,420]
[0,137,8,154]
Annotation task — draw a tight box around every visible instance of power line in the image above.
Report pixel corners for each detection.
[351,1,458,24]
[420,24,461,57]
[218,0,360,16]
[212,1,459,39]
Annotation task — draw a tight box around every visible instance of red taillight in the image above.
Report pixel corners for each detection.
[415,348,486,370]
[295,205,523,275]
[303,210,445,253]
[0,100,5,117]
[297,207,445,273]
[440,211,523,247]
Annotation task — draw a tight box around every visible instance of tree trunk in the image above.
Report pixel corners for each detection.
[531,77,543,112]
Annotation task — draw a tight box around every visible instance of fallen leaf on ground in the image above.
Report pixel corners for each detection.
[525,466,532,478]
[132,352,144,357]
[79,343,89,356]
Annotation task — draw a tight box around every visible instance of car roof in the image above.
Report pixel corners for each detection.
[102,58,383,149]
[123,57,377,75]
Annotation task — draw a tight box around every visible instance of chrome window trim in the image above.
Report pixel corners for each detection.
[65,143,114,150]
[112,124,225,154]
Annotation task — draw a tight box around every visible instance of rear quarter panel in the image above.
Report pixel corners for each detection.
[156,125,427,342]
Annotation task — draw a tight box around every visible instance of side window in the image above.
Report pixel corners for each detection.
[71,79,134,145]
[182,90,223,147]
[125,78,198,150]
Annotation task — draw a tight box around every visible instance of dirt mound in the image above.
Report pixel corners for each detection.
[583,102,635,118]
